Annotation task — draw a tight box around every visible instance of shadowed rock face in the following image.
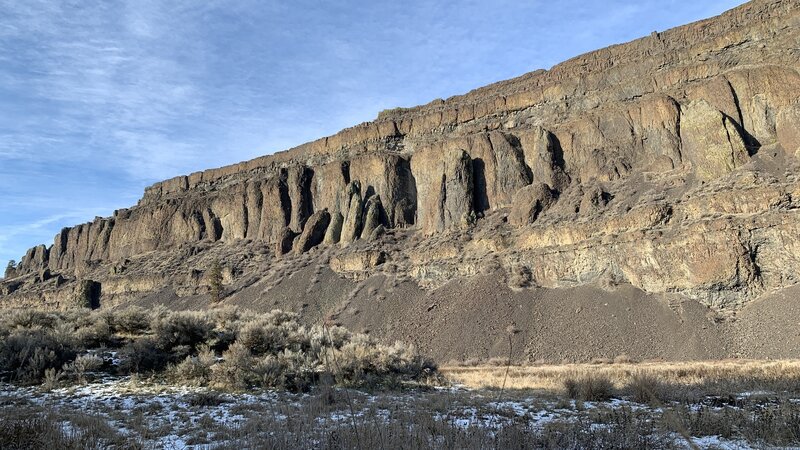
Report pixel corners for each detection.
[4,0,800,311]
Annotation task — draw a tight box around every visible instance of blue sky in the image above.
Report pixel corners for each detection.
[0,0,744,267]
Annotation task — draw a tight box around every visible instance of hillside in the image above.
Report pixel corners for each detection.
[3,0,800,362]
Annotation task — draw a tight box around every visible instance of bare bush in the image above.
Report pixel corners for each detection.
[627,372,665,405]
[152,311,214,351]
[237,313,308,356]
[171,345,216,386]
[564,374,615,401]
[2,309,61,330]
[111,306,150,334]
[63,354,103,384]
[211,342,254,390]
[0,306,435,392]
[0,328,77,384]
[118,337,169,374]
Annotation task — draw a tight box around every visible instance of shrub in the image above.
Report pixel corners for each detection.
[152,311,214,351]
[112,306,150,335]
[564,374,615,402]
[628,372,665,405]
[487,357,512,367]
[0,328,77,384]
[212,342,254,390]
[63,354,103,383]
[171,346,216,386]
[72,318,113,349]
[251,354,289,389]
[327,336,434,387]
[0,306,437,391]
[237,316,308,356]
[613,354,636,364]
[2,310,61,331]
[118,337,170,374]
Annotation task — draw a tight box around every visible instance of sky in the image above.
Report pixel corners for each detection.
[0,0,744,267]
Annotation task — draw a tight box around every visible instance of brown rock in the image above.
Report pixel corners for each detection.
[777,103,800,156]
[340,182,364,246]
[330,250,386,273]
[509,183,555,227]
[579,184,611,215]
[287,166,314,233]
[323,212,344,245]
[360,195,387,239]
[518,126,569,191]
[412,146,474,234]
[294,210,331,254]
[6,0,800,315]
[368,225,386,241]
[680,100,750,181]
[275,227,297,257]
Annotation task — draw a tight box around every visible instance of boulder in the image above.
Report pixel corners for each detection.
[75,279,101,309]
[360,195,387,239]
[294,210,331,254]
[275,227,297,257]
[368,225,386,241]
[323,211,344,245]
[340,182,364,246]
[509,183,555,227]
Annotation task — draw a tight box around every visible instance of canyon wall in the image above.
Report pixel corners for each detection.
[4,0,800,310]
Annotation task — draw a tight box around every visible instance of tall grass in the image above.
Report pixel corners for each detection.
[443,360,800,402]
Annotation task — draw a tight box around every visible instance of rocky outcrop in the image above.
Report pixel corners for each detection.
[777,103,800,157]
[294,210,331,254]
[680,100,750,180]
[275,228,297,257]
[412,147,475,234]
[509,183,555,227]
[360,195,387,239]
[323,212,344,245]
[340,182,365,245]
[4,0,800,312]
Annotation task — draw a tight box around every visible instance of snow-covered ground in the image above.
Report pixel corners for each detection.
[0,378,790,449]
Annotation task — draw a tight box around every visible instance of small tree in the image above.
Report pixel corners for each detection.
[208,259,223,303]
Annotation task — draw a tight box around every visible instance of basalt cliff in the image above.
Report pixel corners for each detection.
[3,0,800,362]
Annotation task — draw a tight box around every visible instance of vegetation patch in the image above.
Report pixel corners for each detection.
[0,306,436,391]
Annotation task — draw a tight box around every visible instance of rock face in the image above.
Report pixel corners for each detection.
[4,0,800,312]
[777,104,800,157]
[412,147,475,234]
[680,100,750,180]
[294,210,331,254]
[509,183,555,227]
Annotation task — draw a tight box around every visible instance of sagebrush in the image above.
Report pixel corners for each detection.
[0,306,436,391]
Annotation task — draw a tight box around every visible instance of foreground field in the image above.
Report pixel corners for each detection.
[1,307,799,448]
[1,360,799,449]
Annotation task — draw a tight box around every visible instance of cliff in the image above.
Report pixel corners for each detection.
[3,0,800,319]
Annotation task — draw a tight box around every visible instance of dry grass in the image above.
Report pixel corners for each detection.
[442,359,800,401]
[2,380,798,449]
